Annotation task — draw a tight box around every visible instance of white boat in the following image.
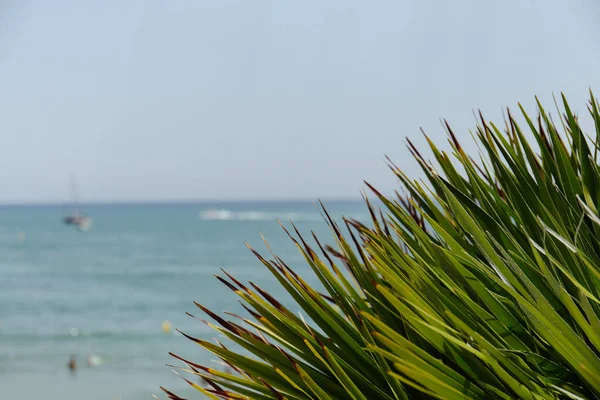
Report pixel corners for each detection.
[63,175,93,231]
[63,211,93,231]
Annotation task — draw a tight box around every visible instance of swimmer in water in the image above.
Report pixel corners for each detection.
[68,354,77,373]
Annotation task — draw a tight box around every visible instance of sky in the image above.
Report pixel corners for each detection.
[0,0,599,203]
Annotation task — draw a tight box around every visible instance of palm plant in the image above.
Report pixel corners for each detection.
[163,92,600,399]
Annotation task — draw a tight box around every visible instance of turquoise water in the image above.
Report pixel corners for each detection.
[0,201,369,399]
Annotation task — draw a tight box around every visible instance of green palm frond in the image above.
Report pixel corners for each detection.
[165,91,600,399]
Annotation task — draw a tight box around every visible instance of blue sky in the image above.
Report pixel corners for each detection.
[0,0,599,203]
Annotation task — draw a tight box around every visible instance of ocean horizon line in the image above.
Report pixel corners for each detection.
[0,197,368,208]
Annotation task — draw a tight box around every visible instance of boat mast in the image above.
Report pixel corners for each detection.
[70,174,79,214]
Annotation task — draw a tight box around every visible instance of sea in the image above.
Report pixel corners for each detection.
[0,200,371,399]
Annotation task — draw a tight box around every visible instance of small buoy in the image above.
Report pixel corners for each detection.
[162,320,172,333]
[17,232,25,243]
[70,327,79,337]
[87,353,103,367]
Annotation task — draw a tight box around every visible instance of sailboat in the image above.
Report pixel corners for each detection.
[63,175,93,232]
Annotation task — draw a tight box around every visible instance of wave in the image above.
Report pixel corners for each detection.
[198,209,328,222]
[0,327,209,342]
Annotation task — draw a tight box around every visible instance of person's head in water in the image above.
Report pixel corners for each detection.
[68,354,77,372]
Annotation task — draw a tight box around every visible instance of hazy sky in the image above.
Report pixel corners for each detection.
[0,0,599,203]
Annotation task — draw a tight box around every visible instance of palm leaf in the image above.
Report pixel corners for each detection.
[164,92,600,399]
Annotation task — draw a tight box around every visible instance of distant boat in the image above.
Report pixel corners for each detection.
[63,175,93,232]
[63,211,93,231]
